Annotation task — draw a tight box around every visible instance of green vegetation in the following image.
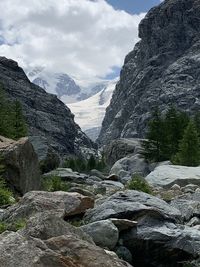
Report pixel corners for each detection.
[63,154,106,173]
[0,85,27,140]
[0,156,14,206]
[173,121,200,166]
[142,106,200,166]
[42,175,70,192]
[126,174,152,194]
[0,219,26,234]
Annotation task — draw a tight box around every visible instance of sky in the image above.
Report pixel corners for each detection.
[0,0,161,85]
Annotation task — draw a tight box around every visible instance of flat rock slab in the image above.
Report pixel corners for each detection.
[84,190,181,223]
[145,165,200,189]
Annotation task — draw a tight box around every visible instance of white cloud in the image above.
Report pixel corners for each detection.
[0,0,145,82]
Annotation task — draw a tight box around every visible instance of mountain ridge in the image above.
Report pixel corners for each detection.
[98,0,200,145]
[0,56,96,159]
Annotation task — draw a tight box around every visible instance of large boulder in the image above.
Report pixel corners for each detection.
[110,154,150,184]
[170,191,200,222]
[104,138,144,167]
[0,136,40,195]
[84,190,181,223]
[145,165,200,189]
[0,213,132,267]
[29,136,60,172]
[81,219,119,250]
[1,191,94,222]
[122,221,200,266]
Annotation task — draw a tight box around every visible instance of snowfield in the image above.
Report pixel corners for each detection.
[68,79,117,140]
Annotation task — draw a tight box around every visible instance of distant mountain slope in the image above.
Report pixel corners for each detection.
[68,79,117,140]
[0,57,95,159]
[28,69,81,102]
[98,0,200,145]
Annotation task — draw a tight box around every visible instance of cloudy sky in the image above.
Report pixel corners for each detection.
[0,0,161,84]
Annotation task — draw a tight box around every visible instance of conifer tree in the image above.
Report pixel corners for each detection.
[173,121,200,166]
[142,108,166,162]
[12,100,27,139]
[87,155,96,171]
[164,107,189,159]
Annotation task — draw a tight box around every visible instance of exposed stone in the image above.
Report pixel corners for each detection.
[110,218,137,232]
[98,0,200,145]
[122,222,200,266]
[115,246,133,264]
[104,138,144,167]
[0,214,132,267]
[81,220,119,250]
[171,184,181,191]
[44,168,88,184]
[110,154,150,184]
[0,56,96,158]
[84,190,181,223]
[106,174,119,182]
[2,191,94,222]
[90,169,106,180]
[0,136,40,195]
[171,192,200,222]
[145,165,200,189]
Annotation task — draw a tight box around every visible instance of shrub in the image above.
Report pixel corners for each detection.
[0,177,14,206]
[42,175,70,192]
[0,219,26,234]
[126,174,152,194]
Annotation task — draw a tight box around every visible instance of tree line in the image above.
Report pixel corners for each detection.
[0,85,27,140]
[142,106,200,166]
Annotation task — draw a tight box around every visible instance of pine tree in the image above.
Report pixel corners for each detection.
[173,121,200,166]
[87,155,96,171]
[12,100,27,140]
[164,107,189,159]
[142,108,166,162]
[194,112,200,136]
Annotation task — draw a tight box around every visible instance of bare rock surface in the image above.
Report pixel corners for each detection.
[0,136,40,194]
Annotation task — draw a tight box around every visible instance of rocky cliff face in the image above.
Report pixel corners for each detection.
[98,0,200,145]
[0,57,95,158]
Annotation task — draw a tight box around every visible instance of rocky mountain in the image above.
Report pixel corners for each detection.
[0,57,95,159]
[68,79,117,141]
[98,0,200,145]
[28,69,81,102]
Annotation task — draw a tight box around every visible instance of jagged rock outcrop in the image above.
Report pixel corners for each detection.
[98,0,200,145]
[0,57,95,159]
[0,136,40,195]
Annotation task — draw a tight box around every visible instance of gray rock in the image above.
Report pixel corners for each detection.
[44,168,88,183]
[0,56,96,158]
[110,154,150,184]
[145,165,200,189]
[81,220,119,250]
[110,218,137,232]
[122,222,200,265]
[115,246,133,264]
[104,138,144,167]
[84,190,181,223]
[187,217,200,227]
[2,191,94,222]
[0,214,132,267]
[171,192,200,222]
[0,136,40,195]
[90,169,106,180]
[98,0,200,145]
